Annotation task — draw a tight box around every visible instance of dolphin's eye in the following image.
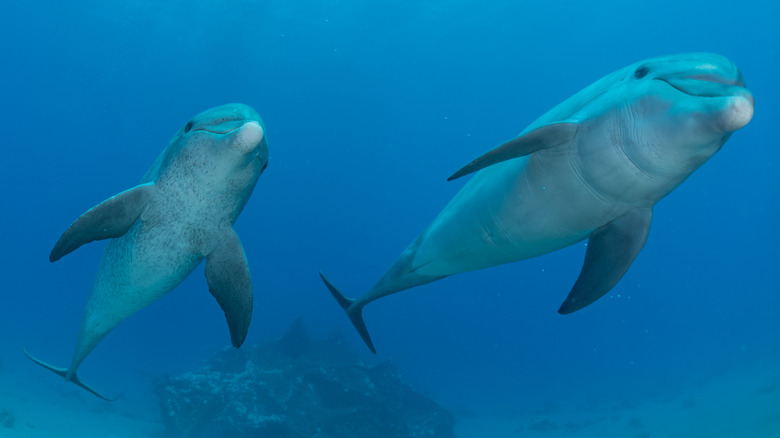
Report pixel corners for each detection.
[184,121,194,133]
[634,66,649,79]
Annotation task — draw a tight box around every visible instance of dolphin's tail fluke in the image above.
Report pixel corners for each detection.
[23,347,115,401]
[318,272,377,354]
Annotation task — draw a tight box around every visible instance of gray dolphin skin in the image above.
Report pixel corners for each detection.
[25,103,268,400]
[321,53,754,354]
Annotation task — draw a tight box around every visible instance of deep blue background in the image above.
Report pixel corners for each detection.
[1,0,777,412]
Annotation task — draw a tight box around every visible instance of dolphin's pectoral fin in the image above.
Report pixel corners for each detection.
[319,272,376,354]
[407,260,432,275]
[448,122,579,181]
[49,183,155,262]
[205,228,253,348]
[23,347,115,401]
[558,208,652,314]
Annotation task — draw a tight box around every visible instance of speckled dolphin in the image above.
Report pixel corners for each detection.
[25,103,269,399]
[321,53,754,353]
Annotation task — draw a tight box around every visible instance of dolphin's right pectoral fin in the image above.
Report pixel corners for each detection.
[49,183,156,262]
[205,228,253,348]
[558,208,653,314]
[319,272,376,354]
[448,121,579,181]
[23,347,114,401]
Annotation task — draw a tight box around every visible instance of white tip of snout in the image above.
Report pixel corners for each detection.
[720,95,754,132]
[236,121,264,151]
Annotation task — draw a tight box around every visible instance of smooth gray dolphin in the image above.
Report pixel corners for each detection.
[321,53,754,354]
[25,103,269,399]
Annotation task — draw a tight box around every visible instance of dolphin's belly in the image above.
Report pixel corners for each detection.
[82,220,208,332]
[411,153,621,277]
[86,184,239,327]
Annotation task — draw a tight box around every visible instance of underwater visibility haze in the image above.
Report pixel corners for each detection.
[0,0,778,436]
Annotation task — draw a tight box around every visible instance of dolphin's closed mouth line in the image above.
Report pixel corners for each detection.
[194,126,243,135]
[193,117,250,134]
[688,74,745,88]
[656,78,693,96]
[655,77,743,98]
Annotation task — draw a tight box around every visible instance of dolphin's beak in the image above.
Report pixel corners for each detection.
[652,54,752,100]
[655,67,754,133]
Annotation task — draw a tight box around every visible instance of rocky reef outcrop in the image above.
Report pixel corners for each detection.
[155,318,455,438]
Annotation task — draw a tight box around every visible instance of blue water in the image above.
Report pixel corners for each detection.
[1,0,778,433]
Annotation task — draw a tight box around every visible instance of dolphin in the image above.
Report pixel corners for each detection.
[25,103,269,400]
[320,53,754,354]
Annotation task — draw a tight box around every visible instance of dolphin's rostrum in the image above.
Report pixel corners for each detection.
[321,53,754,354]
[26,103,269,400]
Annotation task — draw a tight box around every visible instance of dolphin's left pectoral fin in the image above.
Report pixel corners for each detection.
[558,208,652,314]
[205,228,253,348]
[448,122,579,181]
[50,183,156,262]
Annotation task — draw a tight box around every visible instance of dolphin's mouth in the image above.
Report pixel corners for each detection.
[196,127,239,134]
[192,118,248,135]
[195,125,245,135]
[656,74,747,98]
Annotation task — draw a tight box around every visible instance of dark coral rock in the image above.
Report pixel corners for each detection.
[155,319,455,438]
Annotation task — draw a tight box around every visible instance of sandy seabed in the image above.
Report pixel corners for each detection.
[1,359,778,438]
[455,361,780,438]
